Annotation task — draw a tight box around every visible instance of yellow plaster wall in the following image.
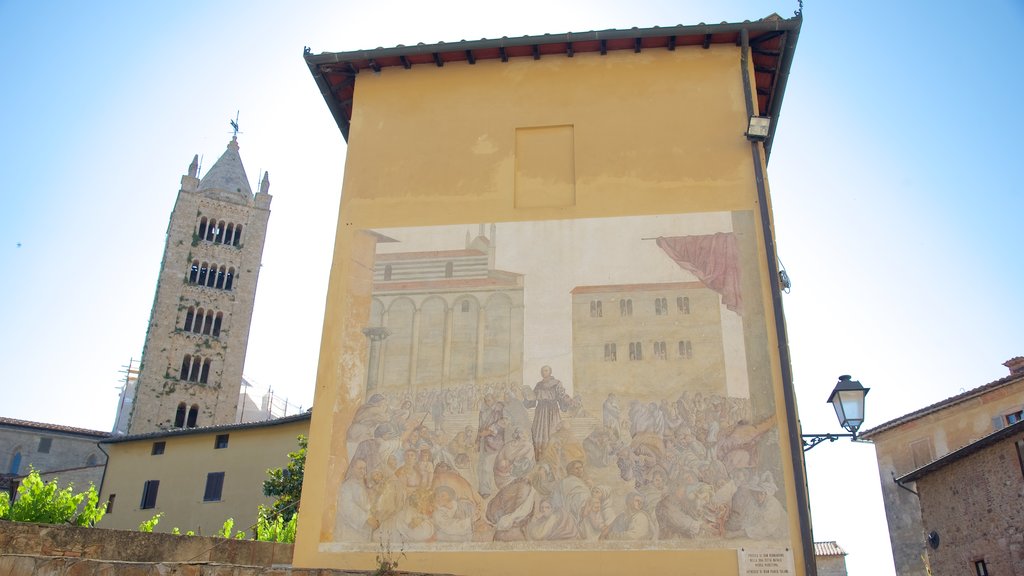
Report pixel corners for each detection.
[297,43,805,575]
[99,418,308,535]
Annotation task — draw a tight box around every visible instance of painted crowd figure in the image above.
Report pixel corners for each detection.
[333,378,787,548]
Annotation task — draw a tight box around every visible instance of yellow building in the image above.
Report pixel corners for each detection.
[299,13,805,575]
[98,412,309,535]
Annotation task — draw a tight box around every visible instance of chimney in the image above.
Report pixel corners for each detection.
[1004,357,1024,376]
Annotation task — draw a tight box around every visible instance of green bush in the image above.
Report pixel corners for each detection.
[254,505,297,543]
[138,512,162,532]
[0,468,105,526]
[218,517,234,538]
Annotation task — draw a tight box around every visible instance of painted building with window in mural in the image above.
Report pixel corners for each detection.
[571,281,726,404]
[299,12,806,576]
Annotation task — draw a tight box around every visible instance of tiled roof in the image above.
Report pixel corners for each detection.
[860,370,1024,439]
[305,13,801,157]
[814,541,847,557]
[0,416,110,439]
[101,410,311,444]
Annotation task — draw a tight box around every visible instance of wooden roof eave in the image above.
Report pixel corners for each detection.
[303,14,802,155]
[305,46,351,141]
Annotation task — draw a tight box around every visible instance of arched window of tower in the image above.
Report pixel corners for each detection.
[196,215,243,247]
[184,307,195,332]
[180,355,192,380]
[174,402,186,427]
[200,359,211,384]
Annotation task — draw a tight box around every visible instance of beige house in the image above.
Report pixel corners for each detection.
[860,356,1024,576]
[98,412,309,535]
[897,419,1024,576]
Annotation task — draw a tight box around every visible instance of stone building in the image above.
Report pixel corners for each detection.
[860,356,1024,576]
[126,138,272,434]
[896,419,1024,576]
[813,541,849,576]
[0,416,108,494]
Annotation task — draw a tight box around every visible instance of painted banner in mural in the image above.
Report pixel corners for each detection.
[320,211,786,552]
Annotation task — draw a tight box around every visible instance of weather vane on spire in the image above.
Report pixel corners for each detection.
[230,111,240,139]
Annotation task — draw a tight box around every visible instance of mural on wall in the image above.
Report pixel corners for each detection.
[322,212,787,552]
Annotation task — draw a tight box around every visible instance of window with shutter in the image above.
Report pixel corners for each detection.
[203,472,225,502]
[140,480,159,509]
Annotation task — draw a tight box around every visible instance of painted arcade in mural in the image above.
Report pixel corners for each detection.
[323,210,786,552]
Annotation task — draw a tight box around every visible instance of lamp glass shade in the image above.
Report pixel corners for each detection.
[747,116,771,138]
[827,375,869,434]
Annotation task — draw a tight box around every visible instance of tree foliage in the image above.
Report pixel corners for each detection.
[262,435,305,522]
[0,468,105,526]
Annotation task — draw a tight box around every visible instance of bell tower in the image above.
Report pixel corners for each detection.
[125,137,272,434]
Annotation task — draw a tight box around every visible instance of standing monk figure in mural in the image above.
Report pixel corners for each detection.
[524,366,571,461]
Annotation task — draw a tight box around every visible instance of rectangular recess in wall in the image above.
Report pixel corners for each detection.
[514,125,575,208]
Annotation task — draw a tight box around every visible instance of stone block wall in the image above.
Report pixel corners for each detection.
[0,424,105,486]
[815,555,848,576]
[0,520,292,566]
[916,434,1024,575]
[0,521,451,575]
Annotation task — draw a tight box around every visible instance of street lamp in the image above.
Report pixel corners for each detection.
[802,375,870,451]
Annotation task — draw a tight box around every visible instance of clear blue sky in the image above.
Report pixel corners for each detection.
[2,1,1022,574]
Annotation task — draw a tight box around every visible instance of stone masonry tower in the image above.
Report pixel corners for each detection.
[126,137,271,434]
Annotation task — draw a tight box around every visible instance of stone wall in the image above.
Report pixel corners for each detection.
[0,520,291,566]
[0,423,105,487]
[0,521,449,575]
[815,555,848,576]
[916,434,1024,575]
